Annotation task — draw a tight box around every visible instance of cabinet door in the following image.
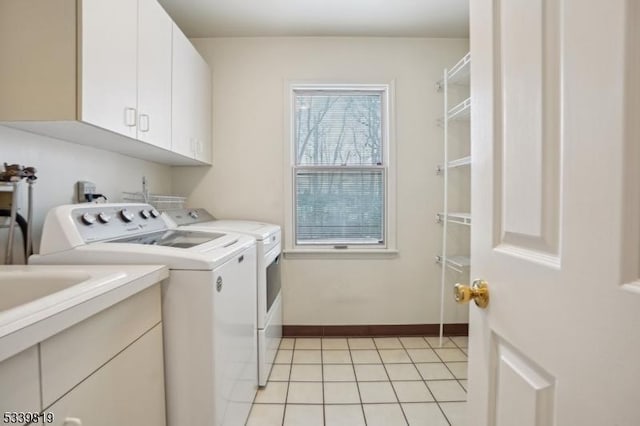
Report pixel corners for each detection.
[171,25,211,162]
[171,25,197,158]
[137,0,172,150]
[193,53,212,163]
[0,347,40,421]
[47,325,166,426]
[79,0,138,139]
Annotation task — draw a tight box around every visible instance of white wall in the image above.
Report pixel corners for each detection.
[172,37,470,325]
[0,125,172,253]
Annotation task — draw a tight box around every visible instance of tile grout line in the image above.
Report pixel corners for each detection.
[426,336,467,426]
[246,337,288,426]
[374,338,410,425]
[320,339,326,426]
[281,338,296,426]
[433,337,469,398]
[346,337,368,426]
[398,336,447,425]
[400,336,455,426]
[450,336,469,390]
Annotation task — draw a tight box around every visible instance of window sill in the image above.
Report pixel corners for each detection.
[283,248,399,260]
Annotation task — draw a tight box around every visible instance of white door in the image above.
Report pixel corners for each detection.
[468,1,640,425]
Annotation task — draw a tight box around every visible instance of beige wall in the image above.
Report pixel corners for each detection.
[0,125,172,253]
[172,37,470,325]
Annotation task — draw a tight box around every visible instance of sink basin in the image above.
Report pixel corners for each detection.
[0,265,168,362]
[0,271,91,311]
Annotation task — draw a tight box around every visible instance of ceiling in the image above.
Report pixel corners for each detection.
[157,0,469,38]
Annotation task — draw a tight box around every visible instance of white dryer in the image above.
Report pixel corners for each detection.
[163,208,282,386]
[30,203,257,426]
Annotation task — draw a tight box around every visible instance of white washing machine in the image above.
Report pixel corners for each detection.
[163,208,282,387]
[30,203,258,426]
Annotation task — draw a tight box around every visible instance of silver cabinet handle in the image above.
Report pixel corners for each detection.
[63,418,83,426]
[124,107,137,127]
[190,138,197,156]
[139,113,150,132]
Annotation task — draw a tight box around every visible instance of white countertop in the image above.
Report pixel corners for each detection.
[0,265,168,362]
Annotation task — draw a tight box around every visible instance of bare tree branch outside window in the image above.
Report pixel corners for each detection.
[293,90,385,245]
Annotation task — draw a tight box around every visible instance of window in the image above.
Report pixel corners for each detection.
[286,84,395,253]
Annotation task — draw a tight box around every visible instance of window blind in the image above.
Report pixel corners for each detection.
[293,89,386,246]
[295,170,384,244]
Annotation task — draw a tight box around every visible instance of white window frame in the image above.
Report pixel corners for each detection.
[283,82,397,258]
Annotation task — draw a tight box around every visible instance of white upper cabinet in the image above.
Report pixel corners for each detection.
[171,25,212,163]
[193,49,213,163]
[80,0,139,139]
[137,0,173,150]
[0,0,210,166]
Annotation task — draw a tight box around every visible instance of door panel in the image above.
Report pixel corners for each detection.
[492,336,555,426]
[494,0,561,260]
[622,0,640,288]
[469,1,640,425]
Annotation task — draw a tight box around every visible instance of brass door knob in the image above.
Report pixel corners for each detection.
[454,279,489,309]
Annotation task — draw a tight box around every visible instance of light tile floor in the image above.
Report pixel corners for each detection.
[246,336,468,426]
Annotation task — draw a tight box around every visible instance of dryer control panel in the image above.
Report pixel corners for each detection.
[73,204,167,243]
[164,208,215,226]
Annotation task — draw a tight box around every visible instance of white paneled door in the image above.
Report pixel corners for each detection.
[468,1,639,425]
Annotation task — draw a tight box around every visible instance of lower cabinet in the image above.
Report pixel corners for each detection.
[47,325,165,426]
[0,347,40,418]
[0,284,165,426]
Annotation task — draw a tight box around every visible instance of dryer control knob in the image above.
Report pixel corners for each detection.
[120,209,135,223]
[97,212,111,223]
[189,210,199,219]
[81,213,97,225]
[149,208,160,218]
[140,210,151,219]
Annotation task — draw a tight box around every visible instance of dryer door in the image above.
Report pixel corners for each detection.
[265,253,281,313]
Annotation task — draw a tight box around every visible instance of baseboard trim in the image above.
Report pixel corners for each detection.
[282,323,468,337]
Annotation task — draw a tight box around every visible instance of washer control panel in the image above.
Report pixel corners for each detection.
[73,204,167,242]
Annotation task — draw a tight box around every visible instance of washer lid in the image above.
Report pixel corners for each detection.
[106,230,227,248]
[188,220,280,241]
[31,233,257,271]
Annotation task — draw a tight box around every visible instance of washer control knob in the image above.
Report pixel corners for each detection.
[81,213,97,225]
[140,210,151,219]
[97,212,111,223]
[149,208,160,218]
[120,208,135,223]
[188,210,199,219]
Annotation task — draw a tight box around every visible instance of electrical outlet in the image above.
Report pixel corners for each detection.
[77,181,96,203]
